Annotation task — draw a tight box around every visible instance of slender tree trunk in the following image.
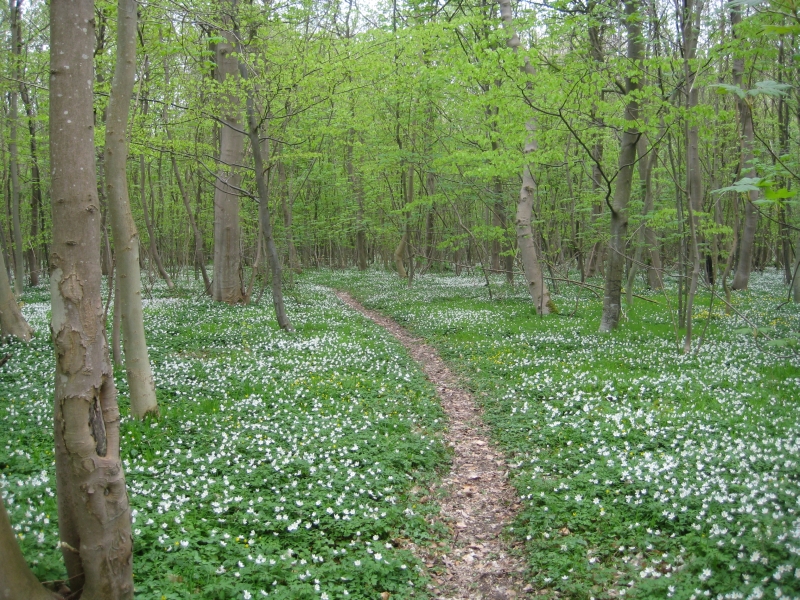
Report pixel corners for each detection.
[112,276,122,366]
[599,0,642,332]
[682,0,704,351]
[0,496,57,599]
[21,85,41,286]
[238,60,292,331]
[212,7,244,304]
[0,245,32,340]
[50,0,134,596]
[626,134,658,304]
[9,0,24,294]
[730,6,758,290]
[140,156,173,289]
[105,0,158,419]
[167,132,211,292]
[499,0,553,313]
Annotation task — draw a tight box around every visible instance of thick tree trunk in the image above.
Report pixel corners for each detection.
[212,12,244,304]
[517,158,554,313]
[599,0,642,332]
[0,496,57,600]
[105,0,158,419]
[0,246,32,341]
[730,6,758,290]
[9,0,24,295]
[49,0,134,596]
[394,232,408,278]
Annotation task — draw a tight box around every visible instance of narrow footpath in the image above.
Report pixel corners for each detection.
[335,291,531,600]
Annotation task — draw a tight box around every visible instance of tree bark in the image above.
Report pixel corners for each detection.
[20,84,42,287]
[730,6,758,290]
[212,7,244,304]
[238,60,292,331]
[104,0,158,419]
[49,0,134,596]
[0,245,32,340]
[498,0,553,313]
[599,0,642,332]
[9,0,24,294]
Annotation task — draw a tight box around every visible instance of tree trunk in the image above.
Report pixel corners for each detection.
[394,232,408,278]
[49,0,134,596]
[9,0,24,294]
[104,0,158,419]
[498,0,553,313]
[0,245,32,341]
[730,6,758,290]
[0,495,57,600]
[167,132,211,292]
[682,0,704,352]
[599,0,642,332]
[21,84,42,286]
[140,157,173,289]
[238,60,292,331]
[212,10,244,304]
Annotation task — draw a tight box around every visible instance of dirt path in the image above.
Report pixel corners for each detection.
[334,291,531,600]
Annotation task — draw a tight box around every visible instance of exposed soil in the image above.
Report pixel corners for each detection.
[334,291,532,599]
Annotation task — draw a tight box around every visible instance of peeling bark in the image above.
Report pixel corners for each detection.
[49,0,134,596]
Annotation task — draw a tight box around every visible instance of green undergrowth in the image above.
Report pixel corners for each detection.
[2,277,448,599]
[306,267,800,600]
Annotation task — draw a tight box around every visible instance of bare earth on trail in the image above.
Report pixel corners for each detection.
[334,291,532,600]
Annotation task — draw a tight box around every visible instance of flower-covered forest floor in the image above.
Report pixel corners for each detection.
[3,279,448,599]
[307,268,800,600]
[2,269,800,599]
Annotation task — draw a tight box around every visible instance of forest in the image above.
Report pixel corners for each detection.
[0,0,799,597]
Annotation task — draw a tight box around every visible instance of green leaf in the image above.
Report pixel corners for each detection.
[709,83,746,99]
[748,80,792,97]
[764,187,796,201]
[712,177,762,195]
[764,25,800,35]
[732,327,755,335]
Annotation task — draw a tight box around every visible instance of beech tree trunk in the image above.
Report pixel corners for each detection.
[9,0,24,294]
[730,6,758,290]
[49,0,134,597]
[212,8,244,304]
[599,0,642,332]
[238,60,292,330]
[498,0,553,313]
[0,246,32,341]
[104,0,158,419]
[21,84,42,287]
[682,0,704,353]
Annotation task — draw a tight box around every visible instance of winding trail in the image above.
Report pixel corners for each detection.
[334,291,531,600]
